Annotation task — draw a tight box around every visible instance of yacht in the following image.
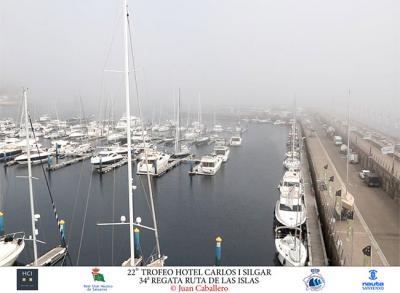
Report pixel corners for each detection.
[90,151,123,168]
[116,115,140,131]
[275,226,307,266]
[275,189,306,228]
[285,151,299,158]
[275,170,306,228]
[137,150,170,175]
[0,144,22,161]
[193,136,210,146]
[0,232,25,266]
[213,145,230,162]
[15,149,50,165]
[229,136,242,146]
[172,144,191,158]
[192,156,222,176]
[283,157,300,171]
[213,124,224,133]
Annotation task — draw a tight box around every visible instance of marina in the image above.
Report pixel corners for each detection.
[0,0,398,273]
[1,109,399,267]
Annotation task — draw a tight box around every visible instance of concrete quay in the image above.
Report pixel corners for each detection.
[302,120,398,266]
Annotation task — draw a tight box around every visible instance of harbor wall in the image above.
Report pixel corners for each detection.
[300,123,341,265]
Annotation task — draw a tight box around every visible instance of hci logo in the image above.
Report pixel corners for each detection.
[303,268,325,291]
[362,269,384,291]
[16,269,39,290]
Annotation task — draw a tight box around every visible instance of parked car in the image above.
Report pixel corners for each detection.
[364,172,381,187]
[359,170,370,180]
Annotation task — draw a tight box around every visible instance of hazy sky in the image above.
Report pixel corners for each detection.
[0,0,399,121]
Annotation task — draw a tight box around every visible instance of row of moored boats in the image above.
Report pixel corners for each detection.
[274,120,308,266]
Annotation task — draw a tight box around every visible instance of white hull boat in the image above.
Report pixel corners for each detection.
[213,145,230,162]
[192,156,222,176]
[0,233,25,266]
[137,151,170,175]
[15,150,50,165]
[275,227,307,266]
[229,136,242,146]
[90,152,123,168]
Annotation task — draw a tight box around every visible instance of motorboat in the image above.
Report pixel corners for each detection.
[90,151,123,168]
[191,156,222,176]
[275,227,307,266]
[137,150,170,175]
[0,144,22,161]
[229,136,242,146]
[213,145,230,162]
[275,190,306,228]
[283,157,300,171]
[275,170,306,227]
[193,136,210,146]
[285,151,299,158]
[107,132,125,142]
[15,149,50,165]
[172,144,191,158]
[279,170,302,196]
[212,124,224,133]
[0,233,25,266]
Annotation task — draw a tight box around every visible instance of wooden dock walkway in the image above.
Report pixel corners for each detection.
[46,155,91,171]
[27,246,67,266]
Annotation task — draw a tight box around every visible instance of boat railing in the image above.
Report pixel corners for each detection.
[0,231,25,241]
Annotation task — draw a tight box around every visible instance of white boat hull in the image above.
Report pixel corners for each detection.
[0,238,25,266]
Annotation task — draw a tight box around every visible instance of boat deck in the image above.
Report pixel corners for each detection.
[27,246,67,266]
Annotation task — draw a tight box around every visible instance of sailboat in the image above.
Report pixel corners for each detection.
[172,89,191,158]
[22,89,67,266]
[98,0,166,267]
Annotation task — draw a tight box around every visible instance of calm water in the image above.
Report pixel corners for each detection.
[0,124,288,266]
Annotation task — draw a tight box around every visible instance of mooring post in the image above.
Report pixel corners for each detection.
[215,236,222,266]
[134,227,141,258]
[0,211,5,236]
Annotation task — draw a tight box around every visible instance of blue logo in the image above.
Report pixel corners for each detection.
[303,269,325,291]
[362,269,384,291]
[369,270,378,280]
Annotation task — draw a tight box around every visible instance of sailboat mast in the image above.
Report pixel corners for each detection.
[123,0,135,266]
[24,89,38,266]
[174,89,181,154]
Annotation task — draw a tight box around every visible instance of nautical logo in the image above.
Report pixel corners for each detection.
[368,269,378,281]
[92,267,106,282]
[303,268,325,291]
[83,267,113,291]
[362,269,384,291]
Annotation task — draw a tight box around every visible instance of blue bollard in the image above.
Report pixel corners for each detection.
[59,219,66,246]
[215,236,222,266]
[47,154,52,168]
[0,212,4,236]
[134,228,141,258]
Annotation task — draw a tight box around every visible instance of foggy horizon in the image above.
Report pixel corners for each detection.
[1,0,399,134]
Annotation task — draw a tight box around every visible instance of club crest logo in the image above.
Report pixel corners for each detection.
[303,268,325,291]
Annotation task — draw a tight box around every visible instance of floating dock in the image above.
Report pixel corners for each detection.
[46,154,91,171]
[27,246,67,266]
[97,157,131,174]
[137,158,186,178]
